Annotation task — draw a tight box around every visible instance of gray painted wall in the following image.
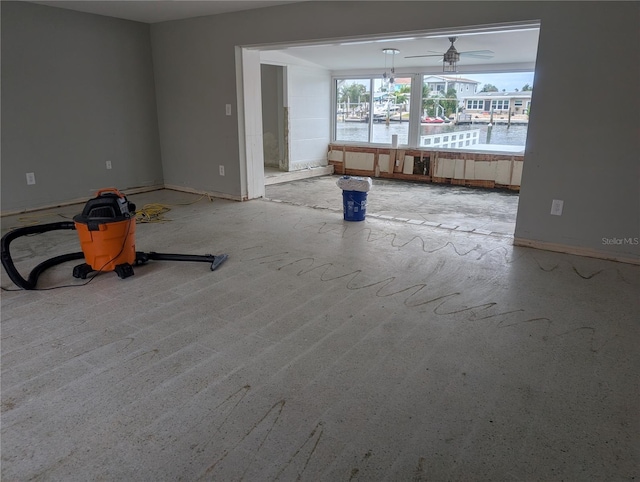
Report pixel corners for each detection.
[149,16,243,196]
[514,5,639,260]
[1,1,162,212]
[150,1,639,260]
[2,2,637,260]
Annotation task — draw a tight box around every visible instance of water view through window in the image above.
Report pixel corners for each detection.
[336,77,414,145]
[335,73,531,151]
[336,122,528,147]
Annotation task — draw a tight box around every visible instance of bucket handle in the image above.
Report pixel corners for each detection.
[95,187,125,198]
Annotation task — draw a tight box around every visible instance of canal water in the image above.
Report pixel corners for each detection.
[336,122,529,147]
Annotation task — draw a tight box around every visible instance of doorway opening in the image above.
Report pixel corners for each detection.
[239,21,539,235]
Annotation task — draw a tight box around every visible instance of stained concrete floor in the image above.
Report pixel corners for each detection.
[1,189,638,481]
[266,176,519,236]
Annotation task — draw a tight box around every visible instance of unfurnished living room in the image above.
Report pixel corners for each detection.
[1,1,638,481]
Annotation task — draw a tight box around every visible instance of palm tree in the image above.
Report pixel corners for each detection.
[338,83,368,118]
[338,83,369,118]
[480,83,499,92]
[393,84,411,104]
[339,83,367,104]
[442,87,458,117]
[422,84,437,117]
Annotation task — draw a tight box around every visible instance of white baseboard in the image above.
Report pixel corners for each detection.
[1,184,244,217]
[264,165,334,186]
[0,184,165,217]
[163,184,244,202]
[514,237,640,265]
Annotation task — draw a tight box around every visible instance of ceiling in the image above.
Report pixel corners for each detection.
[268,27,540,72]
[28,1,539,73]
[30,1,310,24]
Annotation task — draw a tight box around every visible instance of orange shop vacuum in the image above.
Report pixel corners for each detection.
[1,188,228,290]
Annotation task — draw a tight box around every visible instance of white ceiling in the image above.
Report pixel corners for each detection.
[28,1,539,73]
[269,27,540,72]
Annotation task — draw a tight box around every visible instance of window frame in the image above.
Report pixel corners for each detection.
[333,77,375,144]
[331,73,530,151]
[466,99,483,110]
[491,99,509,111]
[332,73,423,148]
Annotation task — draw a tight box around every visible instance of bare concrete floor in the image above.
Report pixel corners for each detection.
[266,176,519,236]
[1,189,638,481]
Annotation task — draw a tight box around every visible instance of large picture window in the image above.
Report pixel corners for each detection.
[335,78,371,143]
[371,77,411,145]
[333,73,531,153]
[335,77,412,145]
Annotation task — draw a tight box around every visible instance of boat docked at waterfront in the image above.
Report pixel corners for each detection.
[421,116,450,124]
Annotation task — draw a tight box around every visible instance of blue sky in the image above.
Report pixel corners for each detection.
[463,72,535,91]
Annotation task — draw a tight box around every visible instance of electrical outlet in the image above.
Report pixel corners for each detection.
[106,160,112,169]
[225,104,232,116]
[550,199,564,216]
[26,172,36,185]
[219,165,225,176]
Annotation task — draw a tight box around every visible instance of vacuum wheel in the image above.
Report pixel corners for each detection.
[114,263,135,279]
[72,263,94,280]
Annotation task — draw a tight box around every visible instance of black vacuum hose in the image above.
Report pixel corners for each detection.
[1,222,83,290]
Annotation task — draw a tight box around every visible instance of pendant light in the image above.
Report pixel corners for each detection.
[382,48,399,84]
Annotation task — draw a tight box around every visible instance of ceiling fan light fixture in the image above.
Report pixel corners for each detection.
[443,61,457,73]
[443,37,460,72]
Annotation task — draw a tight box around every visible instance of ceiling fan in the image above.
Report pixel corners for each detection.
[405,36,494,72]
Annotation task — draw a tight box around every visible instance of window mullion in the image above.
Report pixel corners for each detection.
[408,74,422,148]
[368,78,374,143]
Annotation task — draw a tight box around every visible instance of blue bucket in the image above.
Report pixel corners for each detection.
[342,190,367,221]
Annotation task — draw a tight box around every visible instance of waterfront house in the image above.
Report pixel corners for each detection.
[462,90,533,115]
[424,75,480,95]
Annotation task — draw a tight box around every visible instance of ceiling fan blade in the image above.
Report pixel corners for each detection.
[459,53,494,60]
[404,54,443,59]
[459,49,494,56]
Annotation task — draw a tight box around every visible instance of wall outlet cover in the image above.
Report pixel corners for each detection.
[551,199,564,216]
